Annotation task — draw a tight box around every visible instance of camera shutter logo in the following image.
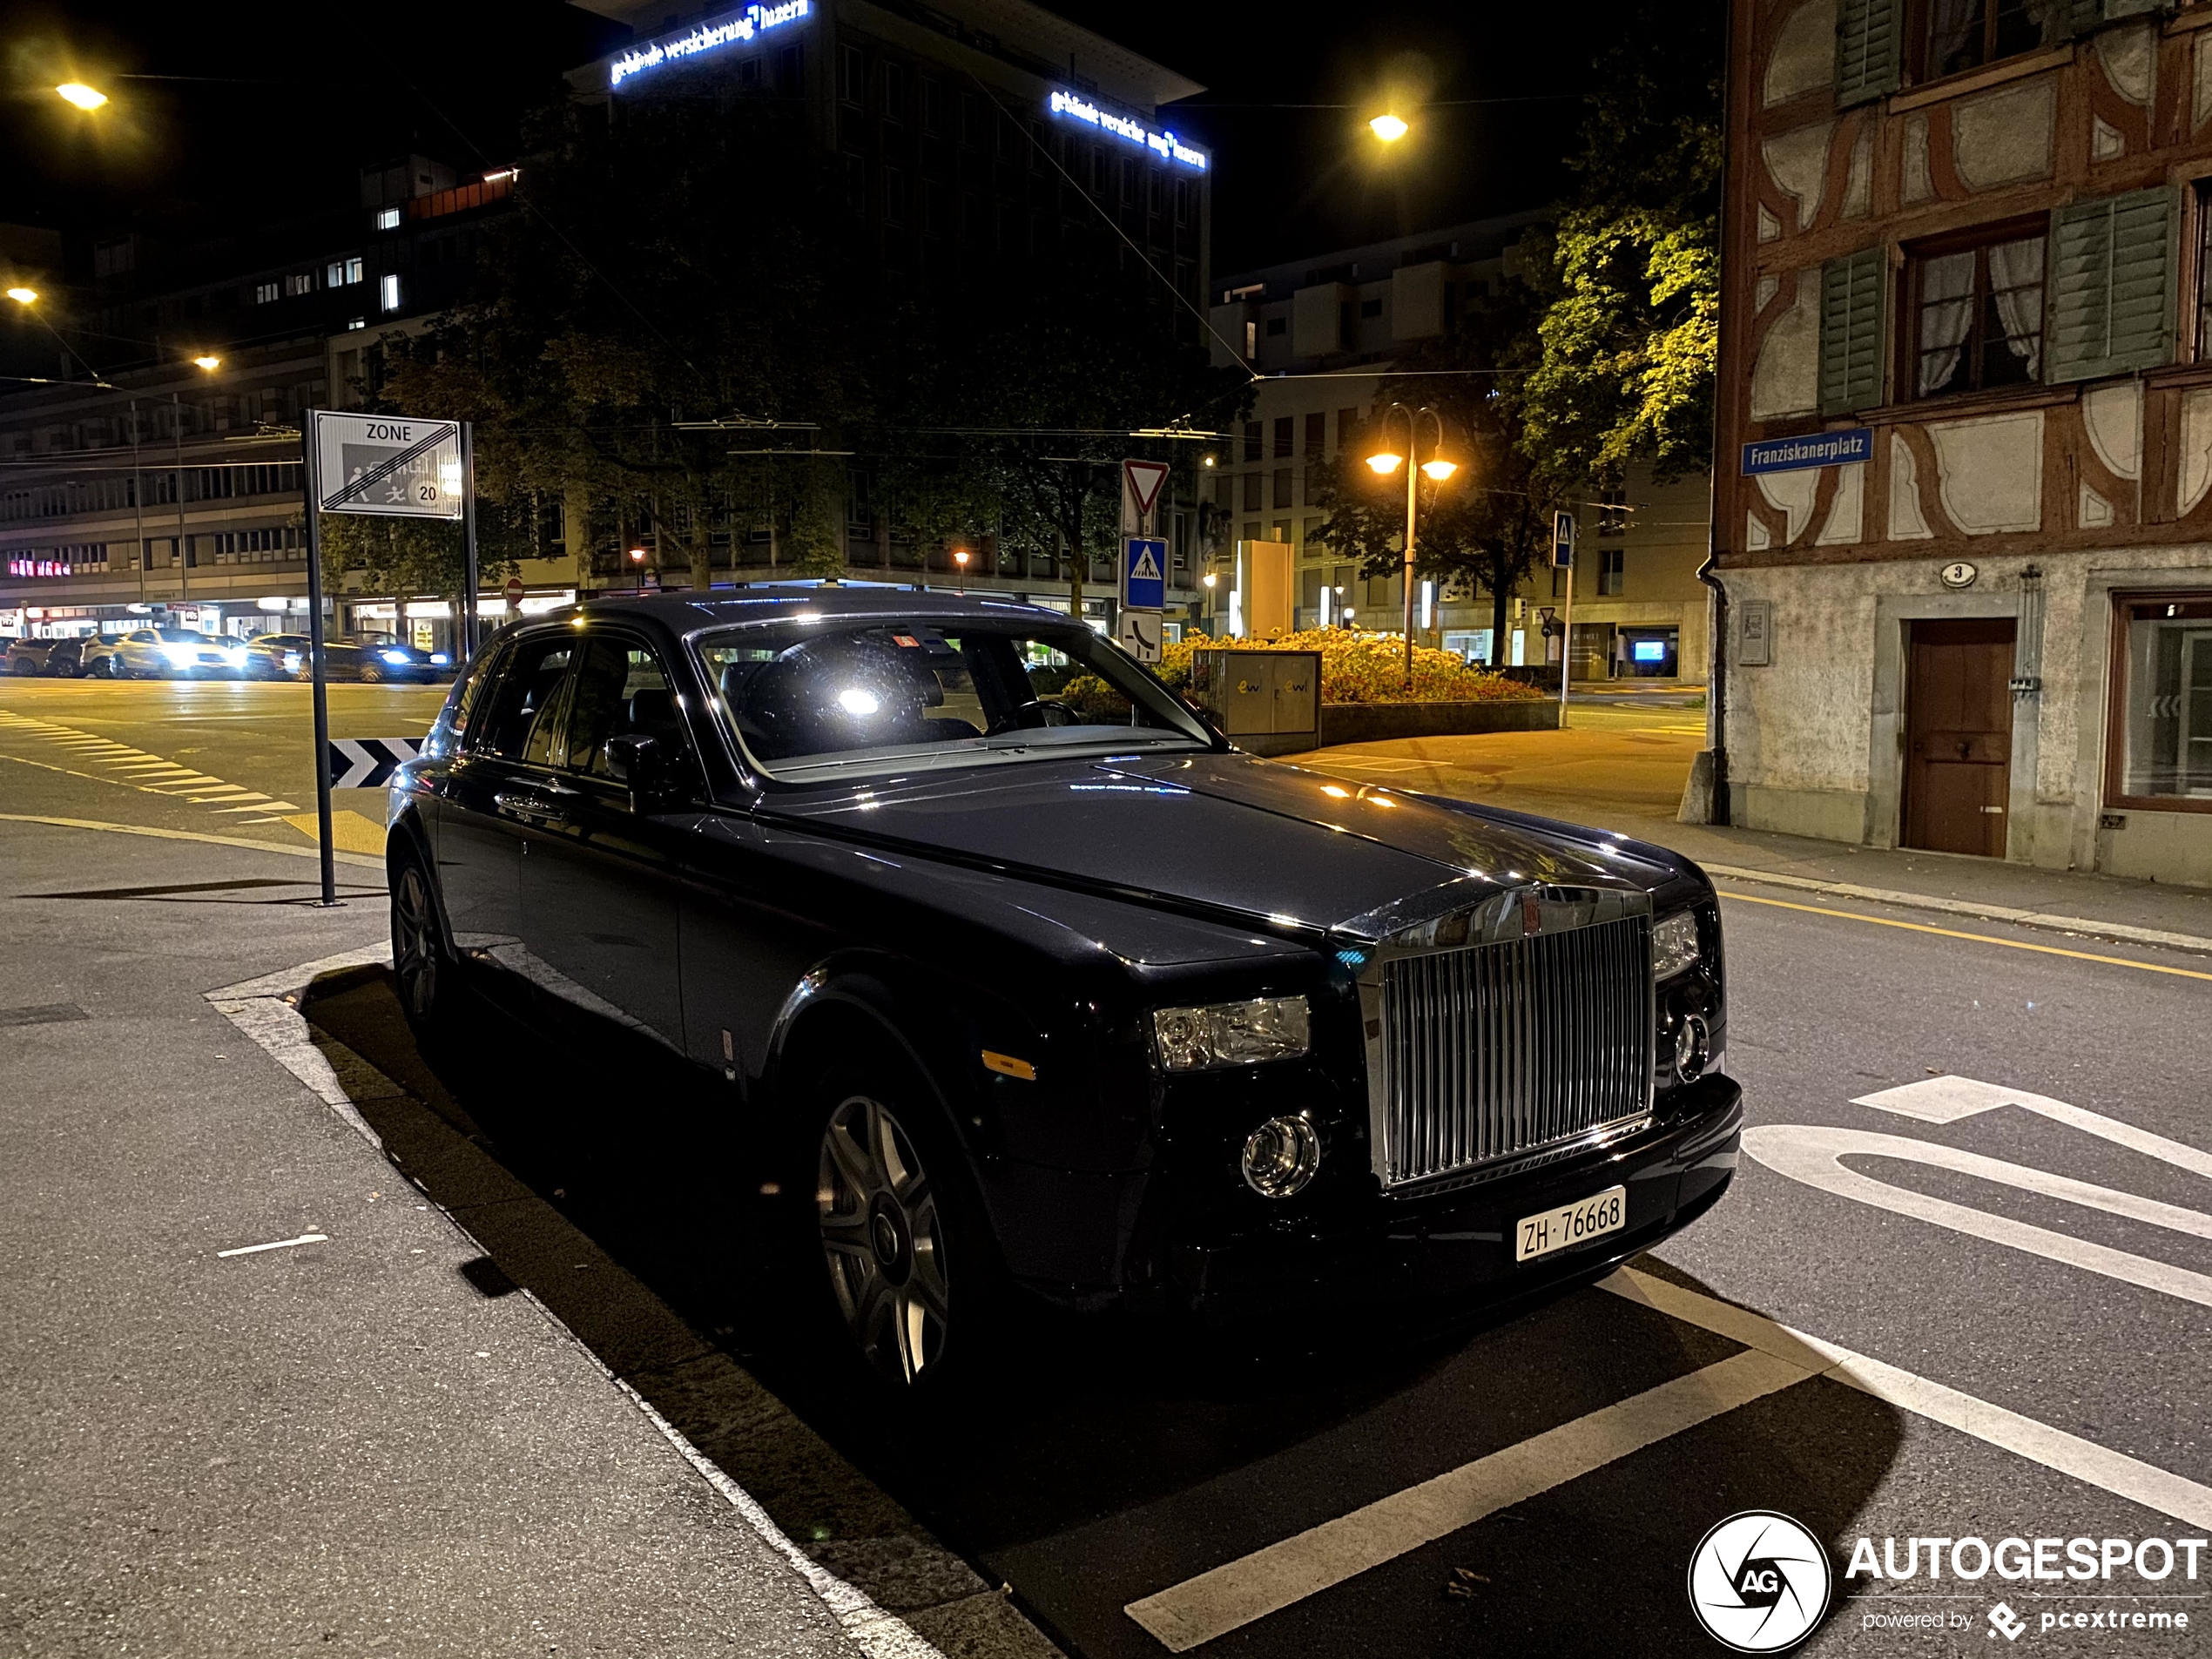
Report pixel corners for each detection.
[1687,1511,1831,1652]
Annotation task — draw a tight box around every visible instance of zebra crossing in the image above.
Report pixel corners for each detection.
[0,709,300,819]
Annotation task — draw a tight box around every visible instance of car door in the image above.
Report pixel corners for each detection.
[513,627,691,1052]
[434,632,575,985]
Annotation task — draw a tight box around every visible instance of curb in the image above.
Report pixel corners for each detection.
[1700,862,2212,959]
[206,949,1061,1659]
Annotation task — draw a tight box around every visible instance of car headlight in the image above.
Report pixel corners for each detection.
[159,643,197,664]
[380,649,410,665]
[283,651,301,671]
[1152,995,1310,1071]
[1653,911,1701,981]
[429,652,449,665]
[221,646,246,665]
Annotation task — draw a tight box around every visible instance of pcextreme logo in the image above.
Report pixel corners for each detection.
[1687,1511,1833,1652]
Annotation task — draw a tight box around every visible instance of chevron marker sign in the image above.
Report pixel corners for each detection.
[327,738,421,789]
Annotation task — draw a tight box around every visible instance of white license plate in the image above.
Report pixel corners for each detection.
[1514,1185,1627,1264]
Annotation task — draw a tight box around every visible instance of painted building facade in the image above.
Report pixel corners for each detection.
[1716,0,2212,883]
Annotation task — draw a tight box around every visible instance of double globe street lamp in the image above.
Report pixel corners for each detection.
[1365,403,1456,687]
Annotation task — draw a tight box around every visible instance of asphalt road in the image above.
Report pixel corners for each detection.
[5,675,2208,1657]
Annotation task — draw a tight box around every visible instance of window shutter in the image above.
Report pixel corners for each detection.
[2047,186,2177,382]
[1819,248,1887,415]
[1835,0,1904,107]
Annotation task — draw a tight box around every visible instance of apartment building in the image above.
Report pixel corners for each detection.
[1715,0,2212,884]
[1202,219,1712,679]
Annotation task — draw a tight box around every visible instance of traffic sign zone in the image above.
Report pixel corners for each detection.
[326,738,421,789]
[1123,536,1167,611]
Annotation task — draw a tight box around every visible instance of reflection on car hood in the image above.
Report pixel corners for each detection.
[754,750,1671,936]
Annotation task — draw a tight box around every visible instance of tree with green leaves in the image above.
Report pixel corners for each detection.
[1515,0,1723,493]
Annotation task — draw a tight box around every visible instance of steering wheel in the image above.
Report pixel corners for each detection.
[985,698,1079,737]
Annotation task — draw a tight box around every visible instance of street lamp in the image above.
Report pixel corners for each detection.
[953,547,970,593]
[5,287,35,307]
[192,354,221,372]
[1366,402,1454,687]
[56,83,108,111]
[1368,113,1408,143]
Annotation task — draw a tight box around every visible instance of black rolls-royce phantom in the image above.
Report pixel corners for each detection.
[386,590,1738,1387]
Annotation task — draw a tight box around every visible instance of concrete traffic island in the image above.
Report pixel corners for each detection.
[1307,698,1561,748]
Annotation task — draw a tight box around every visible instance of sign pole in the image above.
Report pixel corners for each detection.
[300,412,340,908]
[460,421,479,661]
[1560,526,1575,721]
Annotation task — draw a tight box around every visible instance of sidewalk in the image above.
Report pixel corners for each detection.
[0,819,867,1658]
[1292,727,2212,955]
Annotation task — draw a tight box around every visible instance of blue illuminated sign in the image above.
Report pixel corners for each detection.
[610,0,810,89]
[1632,639,1669,664]
[1741,426,1872,475]
[1047,90,1207,171]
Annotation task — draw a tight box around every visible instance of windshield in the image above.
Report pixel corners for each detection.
[694,618,1211,782]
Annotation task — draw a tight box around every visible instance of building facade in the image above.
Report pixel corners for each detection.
[1716,0,2212,883]
[1201,221,1712,678]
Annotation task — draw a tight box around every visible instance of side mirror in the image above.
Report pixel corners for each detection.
[603,734,670,806]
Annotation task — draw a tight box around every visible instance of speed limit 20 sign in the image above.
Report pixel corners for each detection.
[310,412,463,521]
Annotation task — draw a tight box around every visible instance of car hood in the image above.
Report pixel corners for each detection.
[752,749,1669,938]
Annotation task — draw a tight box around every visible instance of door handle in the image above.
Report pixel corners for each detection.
[495,791,573,825]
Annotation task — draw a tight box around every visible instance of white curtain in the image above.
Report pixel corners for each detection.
[1917,251,1977,396]
[1927,0,1984,74]
[1986,236,2047,379]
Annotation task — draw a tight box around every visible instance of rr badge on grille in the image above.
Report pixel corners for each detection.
[1521,891,1542,936]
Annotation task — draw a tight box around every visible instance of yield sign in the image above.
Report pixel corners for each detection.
[1122,458,1170,534]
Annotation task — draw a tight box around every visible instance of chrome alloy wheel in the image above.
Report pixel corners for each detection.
[392,862,442,1022]
[817,1095,949,1386]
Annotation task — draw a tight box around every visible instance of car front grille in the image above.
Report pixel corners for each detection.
[1378,913,1654,1190]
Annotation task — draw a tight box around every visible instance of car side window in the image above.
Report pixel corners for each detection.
[471,637,574,761]
[557,634,690,780]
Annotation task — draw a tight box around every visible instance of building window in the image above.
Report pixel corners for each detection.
[379,274,402,313]
[845,154,867,217]
[327,256,363,287]
[1338,408,1358,448]
[1273,416,1293,457]
[1599,547,1625,597]
[1242,473,1262,512]
[1906,226,2045,399]
[1359,297,1383,319]
[1273,468,1292,509]
[884,167,907,226]
[2195,181,2212,361]
[1264,315,1285,337]
[374,207,401,231]
[882,63,905,120]
[840,44,864,105]
[1175,179,1191,226]
[1919,0,2053,84]
[285,272,313,296]
[2110,595,2212,809]
[253,281,280,305]
[1305,411,1325,455]
[1243,421,1262,461]
[1597,484,1628,537]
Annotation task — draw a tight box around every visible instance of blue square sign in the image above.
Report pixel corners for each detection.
[1123,536,1167,610]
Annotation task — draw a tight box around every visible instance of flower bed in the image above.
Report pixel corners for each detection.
[1158,630,1541,704]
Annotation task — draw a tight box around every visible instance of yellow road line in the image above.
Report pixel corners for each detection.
[1716,890,2212,983]
[0,812,383,868]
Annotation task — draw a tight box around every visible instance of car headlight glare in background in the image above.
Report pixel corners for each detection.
[158,643,198,664]
[1652,911,1700,981]
[380,649,410,665]
[1152,995,1310,1071]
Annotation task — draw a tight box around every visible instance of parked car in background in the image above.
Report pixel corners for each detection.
[290,635,450,684]
[42,635,125,678]
[78,635,128,678]
[6,637,60,676]
[110,627,247,679]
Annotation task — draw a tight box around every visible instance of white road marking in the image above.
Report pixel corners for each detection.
[1123,1348,1811,1651]
[1602,1267,2212,1530]
[215,1231,328,1258]
[1856,1076,2212,1180]
[1743,1124,2212,1308]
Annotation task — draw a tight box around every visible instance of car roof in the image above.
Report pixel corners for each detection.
[537,584,1076,635]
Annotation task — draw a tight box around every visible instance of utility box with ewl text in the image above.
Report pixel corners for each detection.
[1188,650,1320,757]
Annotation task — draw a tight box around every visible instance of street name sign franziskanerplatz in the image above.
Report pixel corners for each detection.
[1740,428,1873,475]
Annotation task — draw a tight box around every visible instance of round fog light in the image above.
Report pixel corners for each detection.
[1675,1014,1711,1082]
[1241,1115,1320,1198]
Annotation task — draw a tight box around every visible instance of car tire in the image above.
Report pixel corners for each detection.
[361,663,387,684]
[389,848,457,1040]
[798,1061,1002,1393]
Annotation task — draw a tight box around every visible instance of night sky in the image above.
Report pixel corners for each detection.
[0,0,1627,275]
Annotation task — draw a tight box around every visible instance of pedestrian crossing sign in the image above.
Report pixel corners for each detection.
[1123,537,1167,610]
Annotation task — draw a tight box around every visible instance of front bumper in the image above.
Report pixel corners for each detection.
[1133,1075,1742,1318]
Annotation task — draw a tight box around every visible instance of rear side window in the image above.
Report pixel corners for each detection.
[470,637,574,761]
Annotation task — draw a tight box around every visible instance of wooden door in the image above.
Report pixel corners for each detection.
[1903,618,2015,857]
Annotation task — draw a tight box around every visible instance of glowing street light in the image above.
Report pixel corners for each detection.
[1369,113,1408,142]
[953,547,970,593]
[57,83,108,111]
[1366,402,1456,685]
[6,287,36,306]
[192,354,221,371]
